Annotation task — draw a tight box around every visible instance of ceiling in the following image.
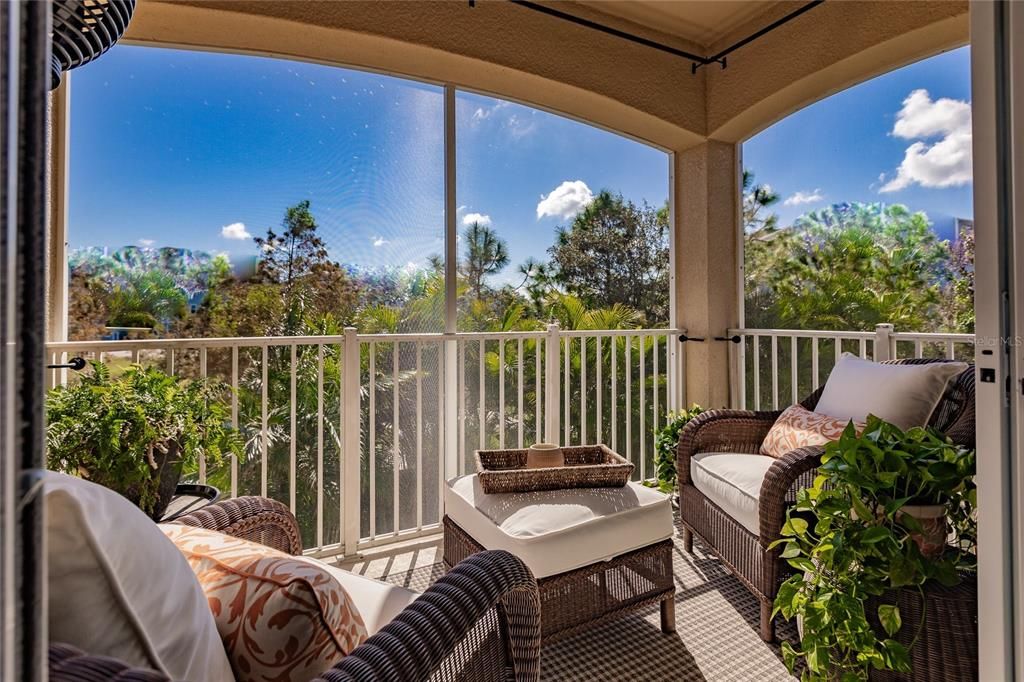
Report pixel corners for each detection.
[572,1,783,48]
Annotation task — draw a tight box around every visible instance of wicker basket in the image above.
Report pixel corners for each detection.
[475,444,633,494]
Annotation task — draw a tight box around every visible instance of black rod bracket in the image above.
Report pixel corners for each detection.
[679,334,705,343]
[714,335,743,344]
[47,357,86,371]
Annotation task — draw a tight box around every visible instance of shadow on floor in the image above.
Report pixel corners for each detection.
[541,611,705,682]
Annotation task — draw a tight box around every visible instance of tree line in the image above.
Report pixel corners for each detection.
[63,178,974,543]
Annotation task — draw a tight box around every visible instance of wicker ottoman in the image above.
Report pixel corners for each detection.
[443,475,676,644]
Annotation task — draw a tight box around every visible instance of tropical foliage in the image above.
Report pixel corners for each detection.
[646,405,705,494]
[772,417,976,681]
[746,202,957,332]
[61,177,974,544]
[45,361,242,515]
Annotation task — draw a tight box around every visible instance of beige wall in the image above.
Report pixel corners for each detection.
[677,141,739,408]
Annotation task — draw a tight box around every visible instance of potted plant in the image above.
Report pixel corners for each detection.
[645,405,704,495]
[46,361,243,520]
[772,416,976,681]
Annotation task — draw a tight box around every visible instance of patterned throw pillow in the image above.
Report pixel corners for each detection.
[159,524,368,682]
[760,404,865,458]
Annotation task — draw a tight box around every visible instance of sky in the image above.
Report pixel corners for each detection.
[743,45,972,238]
[68,45,668,286]
[69,44,973,282]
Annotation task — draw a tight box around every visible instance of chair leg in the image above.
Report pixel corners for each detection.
[681,528,693,553]
[759,601,775,642]
[660,597,676,634]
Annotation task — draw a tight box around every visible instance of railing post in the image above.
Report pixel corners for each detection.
[342,327,361,557]
[874,323,894,362]
[444,337,458,480]
[545,323,561,444]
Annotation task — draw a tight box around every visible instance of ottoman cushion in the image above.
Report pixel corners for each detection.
[444,475,673,578]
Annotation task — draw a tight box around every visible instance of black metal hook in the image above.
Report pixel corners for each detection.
[714,335,743,344]
[47,357,86,371]
[678,334,705,343]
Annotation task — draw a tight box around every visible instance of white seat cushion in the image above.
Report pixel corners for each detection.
[315,562,419,636]
[444,475,674,579]
[689,452,775,537]
[44,471,235,682]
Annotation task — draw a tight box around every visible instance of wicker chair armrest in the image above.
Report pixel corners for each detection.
[171,495,303,555]
[49,643,170,682]
[758,445,825,547]
[317,550,541,682]
[676,409,782,486]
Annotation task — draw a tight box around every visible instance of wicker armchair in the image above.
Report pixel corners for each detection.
[676,358,975,642]
[49,496,542,682]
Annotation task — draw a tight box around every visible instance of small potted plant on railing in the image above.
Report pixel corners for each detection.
[645,405,704,495]
[46,361,243,520]
[772,416,976,681]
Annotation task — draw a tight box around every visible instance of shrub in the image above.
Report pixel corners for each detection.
[648,405,704,493]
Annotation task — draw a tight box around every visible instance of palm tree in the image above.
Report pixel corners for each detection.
[742,169,779,234]
[107,269,188,331]
[460,222,509,299]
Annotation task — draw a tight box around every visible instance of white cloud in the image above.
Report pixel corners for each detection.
[138,238,155,247]
[468,101,537,138]
[462,212,492,227]
[783,189,824,206]
[372,236,388,247]
[220,222,252,240]
[506,113,537,139]
[471,101,509,122]
[880,89,972,193]
[456,205,467,214]
[536,180,594,220]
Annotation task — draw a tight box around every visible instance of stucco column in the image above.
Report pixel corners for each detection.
[675,140,740,409]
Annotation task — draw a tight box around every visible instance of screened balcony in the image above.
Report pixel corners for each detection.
[34,1,990,681]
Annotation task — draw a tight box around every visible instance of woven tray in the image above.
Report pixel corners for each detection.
[475,444,633,494]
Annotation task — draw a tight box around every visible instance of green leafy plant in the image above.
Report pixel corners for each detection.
[772,416,976,681]
[645,405,704,493]
[46,361,242,517]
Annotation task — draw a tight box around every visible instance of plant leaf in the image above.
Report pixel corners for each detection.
[861,527,891,544]
[877,604,901,636]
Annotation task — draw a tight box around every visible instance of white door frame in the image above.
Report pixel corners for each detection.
[972,2,1023,679]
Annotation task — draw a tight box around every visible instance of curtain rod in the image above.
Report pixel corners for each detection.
[471,0,825,75]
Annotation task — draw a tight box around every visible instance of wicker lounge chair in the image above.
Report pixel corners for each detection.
[676,358,975,642]
[48,496,542,682]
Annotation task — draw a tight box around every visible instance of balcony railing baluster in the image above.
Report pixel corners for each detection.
[46,326,684,558]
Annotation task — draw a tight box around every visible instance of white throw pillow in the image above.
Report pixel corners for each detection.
[44,471,234,681]
[814,354,967,430]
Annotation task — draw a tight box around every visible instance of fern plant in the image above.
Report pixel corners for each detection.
[46,361,242,517]
[647,405,704,493]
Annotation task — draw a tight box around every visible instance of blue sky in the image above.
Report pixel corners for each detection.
[69,45,667,286]
[744,45,972,237]
[70,44,972,280]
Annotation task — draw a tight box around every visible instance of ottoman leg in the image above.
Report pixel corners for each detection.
[681,528,693,553]
[660,596,676,633]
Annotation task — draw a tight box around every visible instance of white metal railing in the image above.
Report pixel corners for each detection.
[46,324,685,558]
[727,323,975,411]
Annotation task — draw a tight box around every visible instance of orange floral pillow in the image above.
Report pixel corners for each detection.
[761,404,865,458]
[159,525,367,682]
